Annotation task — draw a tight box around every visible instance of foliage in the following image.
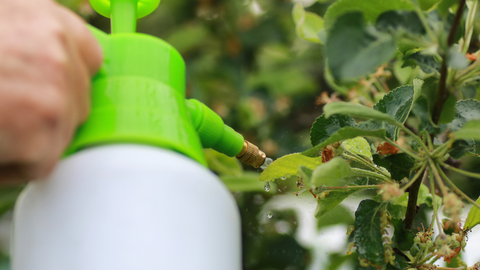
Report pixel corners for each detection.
[259,0,480,269]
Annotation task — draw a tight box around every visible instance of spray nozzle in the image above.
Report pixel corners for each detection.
[236,141,267,168]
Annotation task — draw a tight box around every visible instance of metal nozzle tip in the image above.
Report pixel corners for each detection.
[236,140,266,168]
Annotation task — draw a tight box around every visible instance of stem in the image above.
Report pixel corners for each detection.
[323,185,380,191]
[461,0,479,53]
[432,0,467,124]
[395,124,431,155]
[441,162,480,179]
[436,163,480,211]
[384,137,424,161]
[413,3,438,43]
[429,160,449,196]
[401,162,427,191]
[342,151,390,178]
[351,168,392,183]
[431,138,454,157]
[404,167,429,230]
[426,131,434,151]
[417,253,438,265]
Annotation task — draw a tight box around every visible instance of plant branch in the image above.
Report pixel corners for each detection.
[404,167,429,230]
[401,162,427,191]
[432,0,466,124]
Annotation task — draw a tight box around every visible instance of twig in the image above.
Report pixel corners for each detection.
[405,167,429,230]
[432,0,467,124]
[401,162,427,191]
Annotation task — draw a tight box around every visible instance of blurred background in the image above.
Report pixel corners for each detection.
[0,0,480,269]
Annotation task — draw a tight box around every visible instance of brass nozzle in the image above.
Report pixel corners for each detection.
[236,140,266,168]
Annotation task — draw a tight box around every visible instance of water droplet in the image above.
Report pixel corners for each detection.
[267,211,273,218]
[264,182,271,192]
[260,157,274,170]
[281,176,286,180]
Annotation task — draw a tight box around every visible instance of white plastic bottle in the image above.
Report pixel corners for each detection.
[11,144,242,270]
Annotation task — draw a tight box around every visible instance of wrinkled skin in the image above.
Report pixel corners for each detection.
[0,0,102,184]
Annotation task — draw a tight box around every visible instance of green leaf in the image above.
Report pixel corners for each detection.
[465,197,480,229]
[317,204,355,228]
[403,52,440,74]
[394,184,442,209]
[367,80,423,140]
[420,77,440,114]
[391,219,414,250]
[310,114,356,146]
[204,149,243,176]
[302,126,387,157]
[376,10,425,35]
[342,137,373,161]
[326,12,396,80]
[387,203,407,220]
[454,120,480,142]
[323,0,414,31]
[385,254,409,270]
[393,58,416,85]
[260,153,322,182]
[315,189,361,218]
[450,99,480,132]
[324,102,398,125]
[383,153,415,181]
[353,199,385,266]
[451,100,480,144]
[461,85,477,98]
[324,64,349,95]
[438,94,457,125]
[450,139,476,159]
[293,3,324,43]
[220,172,265,192]
[310,157,354,188]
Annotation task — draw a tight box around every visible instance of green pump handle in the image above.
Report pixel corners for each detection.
[67,0,266,167]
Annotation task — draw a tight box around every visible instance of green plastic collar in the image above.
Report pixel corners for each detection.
[67,27,208,165]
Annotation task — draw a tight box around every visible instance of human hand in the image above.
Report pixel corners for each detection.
[0,0,103,183]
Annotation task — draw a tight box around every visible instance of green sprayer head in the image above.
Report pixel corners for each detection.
[67,0,266,167]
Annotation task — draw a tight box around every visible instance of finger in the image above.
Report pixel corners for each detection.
[55,5,103,76]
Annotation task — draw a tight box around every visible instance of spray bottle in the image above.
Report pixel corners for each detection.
[11,0,268,269]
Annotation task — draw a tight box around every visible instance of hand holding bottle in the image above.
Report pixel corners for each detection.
[0,0,102,183]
